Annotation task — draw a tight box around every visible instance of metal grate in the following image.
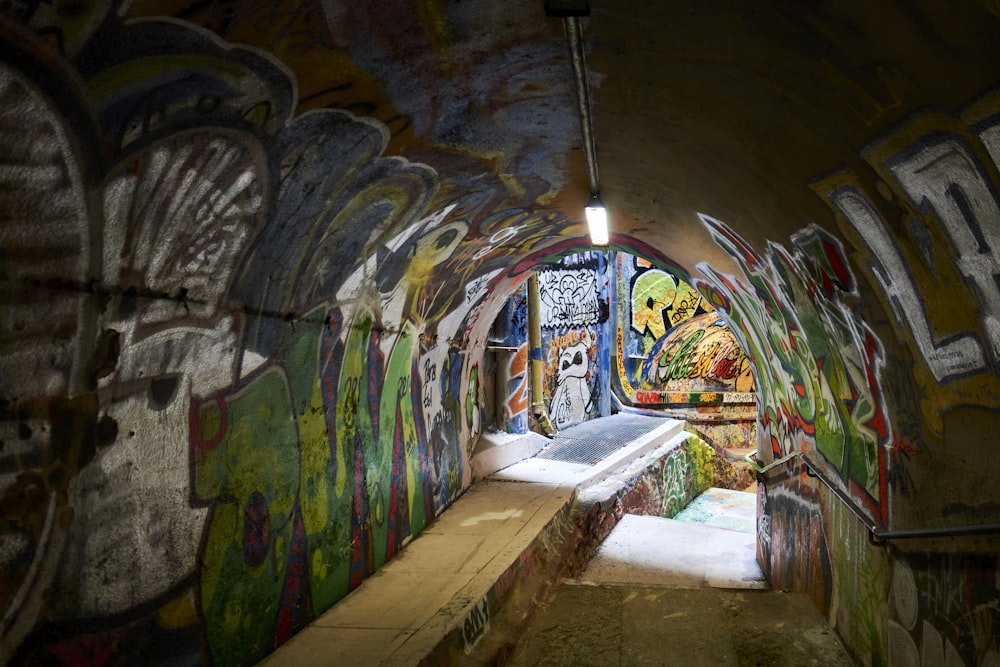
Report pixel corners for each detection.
[536,413,671,465]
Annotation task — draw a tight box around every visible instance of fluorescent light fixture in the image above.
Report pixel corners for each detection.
[585,193,609,246]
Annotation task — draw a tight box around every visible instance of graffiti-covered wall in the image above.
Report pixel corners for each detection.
[695,82,1000,666]
[635,433,716,520]
[538,252,612,429]
[611,251,757,451]
[0,6,591,665]
[694,211,902,664]
[636,311,754,394]
[3,1,1000,666]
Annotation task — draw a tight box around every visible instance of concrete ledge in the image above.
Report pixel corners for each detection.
[259,480,577,667]
[469,431,550,480]
[493,418,685,489]
[260,417,697,667]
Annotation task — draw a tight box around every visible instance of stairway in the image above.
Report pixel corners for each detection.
[500,486,857,666]
[578,487,766,589]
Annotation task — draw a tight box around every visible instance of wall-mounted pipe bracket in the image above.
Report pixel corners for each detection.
[743,450,801,475]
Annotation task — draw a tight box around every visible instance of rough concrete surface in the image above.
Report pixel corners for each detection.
[499,582,856,666]
[581,514,767,589]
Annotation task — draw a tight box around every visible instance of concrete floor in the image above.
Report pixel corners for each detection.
[487,490,856,666]
[498,583,856,667]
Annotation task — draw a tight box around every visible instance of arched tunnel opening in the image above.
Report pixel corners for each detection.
[474,246,758,507]
[3,2,1000,666]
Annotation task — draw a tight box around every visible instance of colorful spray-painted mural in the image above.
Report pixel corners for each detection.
[689,214,880,661]
[538,252,611,429]
[694,217,891,519]
[689,189,900,665]
[695,83,1000,667]
[639,312,754,394]
[4,2,1000,667]
[0,8,592,665]
[812,92,1000,428]
[613,252,755,399]
[627,257,706,352]
[584,432,717,521]
[611,251,757,452]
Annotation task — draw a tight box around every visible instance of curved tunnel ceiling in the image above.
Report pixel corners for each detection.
[69,1,992,252]
[218,0,1000,303]
[255,0,1000,275]
[2,1,998,471]
[276,0,1000,379]
[3,0,998,403]
[587,1,1000,271]
[58,0,1000,428]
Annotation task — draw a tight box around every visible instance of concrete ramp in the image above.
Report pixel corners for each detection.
[494,415,684,488]
[580,512,766,589]
[537,413,674,464]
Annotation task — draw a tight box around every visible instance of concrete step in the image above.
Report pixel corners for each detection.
[674,486,756,534]
[579,513,767,589]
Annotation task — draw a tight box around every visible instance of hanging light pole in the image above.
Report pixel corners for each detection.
[560,7,609,246]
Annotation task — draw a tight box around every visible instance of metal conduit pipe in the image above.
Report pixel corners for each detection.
[523,15,594,438]
[528,274,555,436]
[565,16,600,195]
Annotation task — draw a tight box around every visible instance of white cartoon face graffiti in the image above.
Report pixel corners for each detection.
[558,342,589,381]
[550,340,592,428]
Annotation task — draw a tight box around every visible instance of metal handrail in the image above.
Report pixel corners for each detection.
[797,455,883,541]
[798,454,1000,545]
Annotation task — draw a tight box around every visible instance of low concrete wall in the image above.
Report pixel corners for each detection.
[425,431,726,664]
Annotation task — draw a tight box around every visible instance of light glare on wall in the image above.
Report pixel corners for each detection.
[585,193,609,246]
